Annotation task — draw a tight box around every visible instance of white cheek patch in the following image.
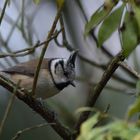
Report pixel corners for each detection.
[50,59,67,84]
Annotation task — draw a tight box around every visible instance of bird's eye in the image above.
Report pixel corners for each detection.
[64,71,69,77]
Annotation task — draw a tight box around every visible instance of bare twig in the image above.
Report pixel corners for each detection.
[119,62,140,79]
[6,14,20,43]
[32,6,64,95]
[11,123,55,140]
[0,80,20,136]
[0,29,62,58]
[20,0,29,44]
[0,74,73,140]
[1,7,34,46]
[104,104,110,114]
[54,15,66,47]
[0,0,10,26]
[0,33,19,64]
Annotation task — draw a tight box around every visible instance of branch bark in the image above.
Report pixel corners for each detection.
[75,51,125,135]
[0,74,74,140]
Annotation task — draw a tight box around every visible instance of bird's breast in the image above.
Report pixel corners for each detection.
[36,72,60,99]
[2,70,60,99]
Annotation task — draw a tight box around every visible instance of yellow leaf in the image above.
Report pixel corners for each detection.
[33,0,40,4]
[133,133,140,140]
[127,96,140,119]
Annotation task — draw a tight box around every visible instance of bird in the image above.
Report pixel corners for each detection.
[1,51,77,99]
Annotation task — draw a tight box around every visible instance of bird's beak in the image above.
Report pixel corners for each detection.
[70,81,76,87]
[67,50,78,67]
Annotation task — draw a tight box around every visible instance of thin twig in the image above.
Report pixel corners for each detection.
[21,0,25,35]
[0,80,20,136]
[1,7,33,45]
[74,51,125,136]
[11,123,55,140]
[104,104,110,114]
[119,62,140,79]
[6,14,21,43]
[60,16,67,44]
[20,0,29,44]
[54,15,66,47]
[32,6,64,95]
[0,12,21,65]
[0,29,62,58]
[0,33,19,64]
[0,0,10,26]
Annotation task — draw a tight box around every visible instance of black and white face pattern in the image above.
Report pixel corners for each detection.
[49,58,75,90]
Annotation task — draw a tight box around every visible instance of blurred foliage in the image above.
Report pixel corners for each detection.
[127,96,140,119]
[77,112,140,140]
[127,80,140,119]
[56,0,64,8]
[33,0,41,4]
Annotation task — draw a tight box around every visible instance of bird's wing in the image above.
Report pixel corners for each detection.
[2,58,50,76]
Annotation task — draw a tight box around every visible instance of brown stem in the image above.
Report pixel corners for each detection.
[74,51,125,136]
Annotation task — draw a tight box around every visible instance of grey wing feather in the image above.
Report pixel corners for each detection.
[2,58,51,76]
[2,65,35,76]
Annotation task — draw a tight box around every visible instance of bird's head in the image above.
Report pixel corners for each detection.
[50,51,78,90]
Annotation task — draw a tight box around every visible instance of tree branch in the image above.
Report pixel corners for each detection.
[74,51,125,135]
[0,74,74,140]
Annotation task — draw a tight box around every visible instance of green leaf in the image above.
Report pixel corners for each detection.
[85,0,119,36]
[98,5,124,47]
[127,96,140,119]
[77,111,140,140]
[121,12,139,57]
[75,107,94,115]
[56,0,64,8]
[77,113,100,140]
[85,6,112,36]
[136,80,140,96]
[126,80,140,119]
[33,0,40,4]
[132,3,140,35]
[90,121,132,140]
